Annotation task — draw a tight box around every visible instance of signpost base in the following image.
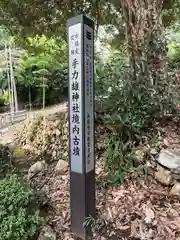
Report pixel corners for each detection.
[70,171,95,239]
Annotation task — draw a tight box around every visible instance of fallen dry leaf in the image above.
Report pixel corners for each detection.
[29,145,180,240]
[144,207,155,224]
[163,138,170,146]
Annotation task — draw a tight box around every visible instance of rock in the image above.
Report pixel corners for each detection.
[40,184,50,195]
[145,161,155,177]
[155,166,173,186]
[63,151,68,158]
[54,120,60,127]
[170,183,180,196]
[144,207,155,224]
[150,148,158,156]
[157,149,180,173]
[163,138,170,147]
[55,159,68,174]
[135,149,145,163]
[28,160,46,179]
[171,173,180,181]
[55,129,60,136]
[38,226,56,240]
[23,144,35,152]
[52,150,56,158]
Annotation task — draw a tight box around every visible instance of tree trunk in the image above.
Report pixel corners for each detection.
[121,0,166,89]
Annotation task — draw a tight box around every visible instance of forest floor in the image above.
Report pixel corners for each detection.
[27,117,180,240]
[30,165,180,240]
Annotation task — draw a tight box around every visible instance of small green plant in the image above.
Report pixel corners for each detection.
[104,135,138,185]
[0,174,42,240]
[83,215,96,228]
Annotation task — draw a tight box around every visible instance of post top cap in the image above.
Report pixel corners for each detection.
[67,14,94,29]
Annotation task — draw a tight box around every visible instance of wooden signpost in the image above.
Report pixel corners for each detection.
[67,14,95,239]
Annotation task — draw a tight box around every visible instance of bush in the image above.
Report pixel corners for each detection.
[98,52,176,181]
[95,50,128,96]
[101,62,176,140]
[167,43,180,70]
[0,174,41,240]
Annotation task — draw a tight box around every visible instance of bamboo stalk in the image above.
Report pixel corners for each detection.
[4,43,13,114]
[9,45,18,112]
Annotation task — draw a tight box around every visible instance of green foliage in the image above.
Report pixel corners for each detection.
[166,23,180,44]
[0,26,10,49]
[166,23,180,107]
[0,0,120,41]
[166,23,180,69]
[0,0,178,47]
[15,35,68,107]
[15,35,67,85]
[168,42,180,69]
[163,0,180,26]
[98,51,176,139]
[95,50,128,96]
[100,52,177,182]
[0,71,9,106]
[106,83,169,138]
[0,71,8,89]
[0,90,9,106]
[0,174,41,240]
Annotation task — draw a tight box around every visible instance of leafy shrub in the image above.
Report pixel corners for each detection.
[99,51,176,181]
[167,43,180,69]
[95,50,128,96]
[0,174,41,240]
[102,66,176,140]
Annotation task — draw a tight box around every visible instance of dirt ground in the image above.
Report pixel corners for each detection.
[29,161,180,240]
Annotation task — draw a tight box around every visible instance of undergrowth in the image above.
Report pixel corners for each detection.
[96,54,177,185]
[104,135,138,185]
[0,173,42,240]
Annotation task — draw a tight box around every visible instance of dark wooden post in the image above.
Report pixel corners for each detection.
[67,14,95,240]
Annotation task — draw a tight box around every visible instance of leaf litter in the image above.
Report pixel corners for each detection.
[30,159,180,240]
